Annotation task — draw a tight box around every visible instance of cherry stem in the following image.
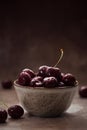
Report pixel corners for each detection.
[0,101,8,109]
[54,49,64,67]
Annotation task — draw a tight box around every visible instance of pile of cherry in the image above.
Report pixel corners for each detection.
[0,105,24,123]
[17,66,77,87]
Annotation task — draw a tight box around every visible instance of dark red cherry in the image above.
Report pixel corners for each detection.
[1,80,13,89]
[79,86,87,98]
[0,109,7,123]
[38,65,49,78]
[46,67,61,82]
[63,73,76,86]
[43,77,58,88]
[22,68,35,78]
[30,76,43,87]
[8,105,24,119]
[18,72,31,86]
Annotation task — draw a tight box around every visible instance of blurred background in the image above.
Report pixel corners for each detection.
[0,1,87,85]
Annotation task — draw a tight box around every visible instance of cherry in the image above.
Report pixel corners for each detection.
[43,77,58,88]
[79,86,87,98]
[38,65,49,78]
[22,68,35,78]
[30,76,43,87]
[46,67,61,82]
[0,109,7,123]
[63,73,76,86]
[1,80,13,89]
[18,72,31,86]
[8,105,24,119]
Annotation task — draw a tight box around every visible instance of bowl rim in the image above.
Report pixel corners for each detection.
[14,80,78,90]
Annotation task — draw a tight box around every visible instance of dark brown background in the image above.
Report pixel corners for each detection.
[0,1,87,85]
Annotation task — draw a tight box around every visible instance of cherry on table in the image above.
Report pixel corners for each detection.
[79,86,87,98]
[1,80,13,89]
[8,105,24,119]
[0,109,8,123]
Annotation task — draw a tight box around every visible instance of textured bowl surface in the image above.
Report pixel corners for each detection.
[14,81,77,117]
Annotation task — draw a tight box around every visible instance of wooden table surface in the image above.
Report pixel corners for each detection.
[0,87,87,130]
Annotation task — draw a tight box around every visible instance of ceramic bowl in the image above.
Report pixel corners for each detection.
[14,80,77,117]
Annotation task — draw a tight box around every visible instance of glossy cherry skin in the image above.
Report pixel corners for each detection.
[31,81,43,87]
[30,76,43,87]
[1,80,13,89]
[38,65,49,78]
[18,72,31,86]
[43,77,58,88]
[46,67,61,82]
[63,73,76,86]
[8,105,24,119]
[79,86,87,98]
[22,68,35,78]
[58,82,65,87]
[0,109,8,123]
